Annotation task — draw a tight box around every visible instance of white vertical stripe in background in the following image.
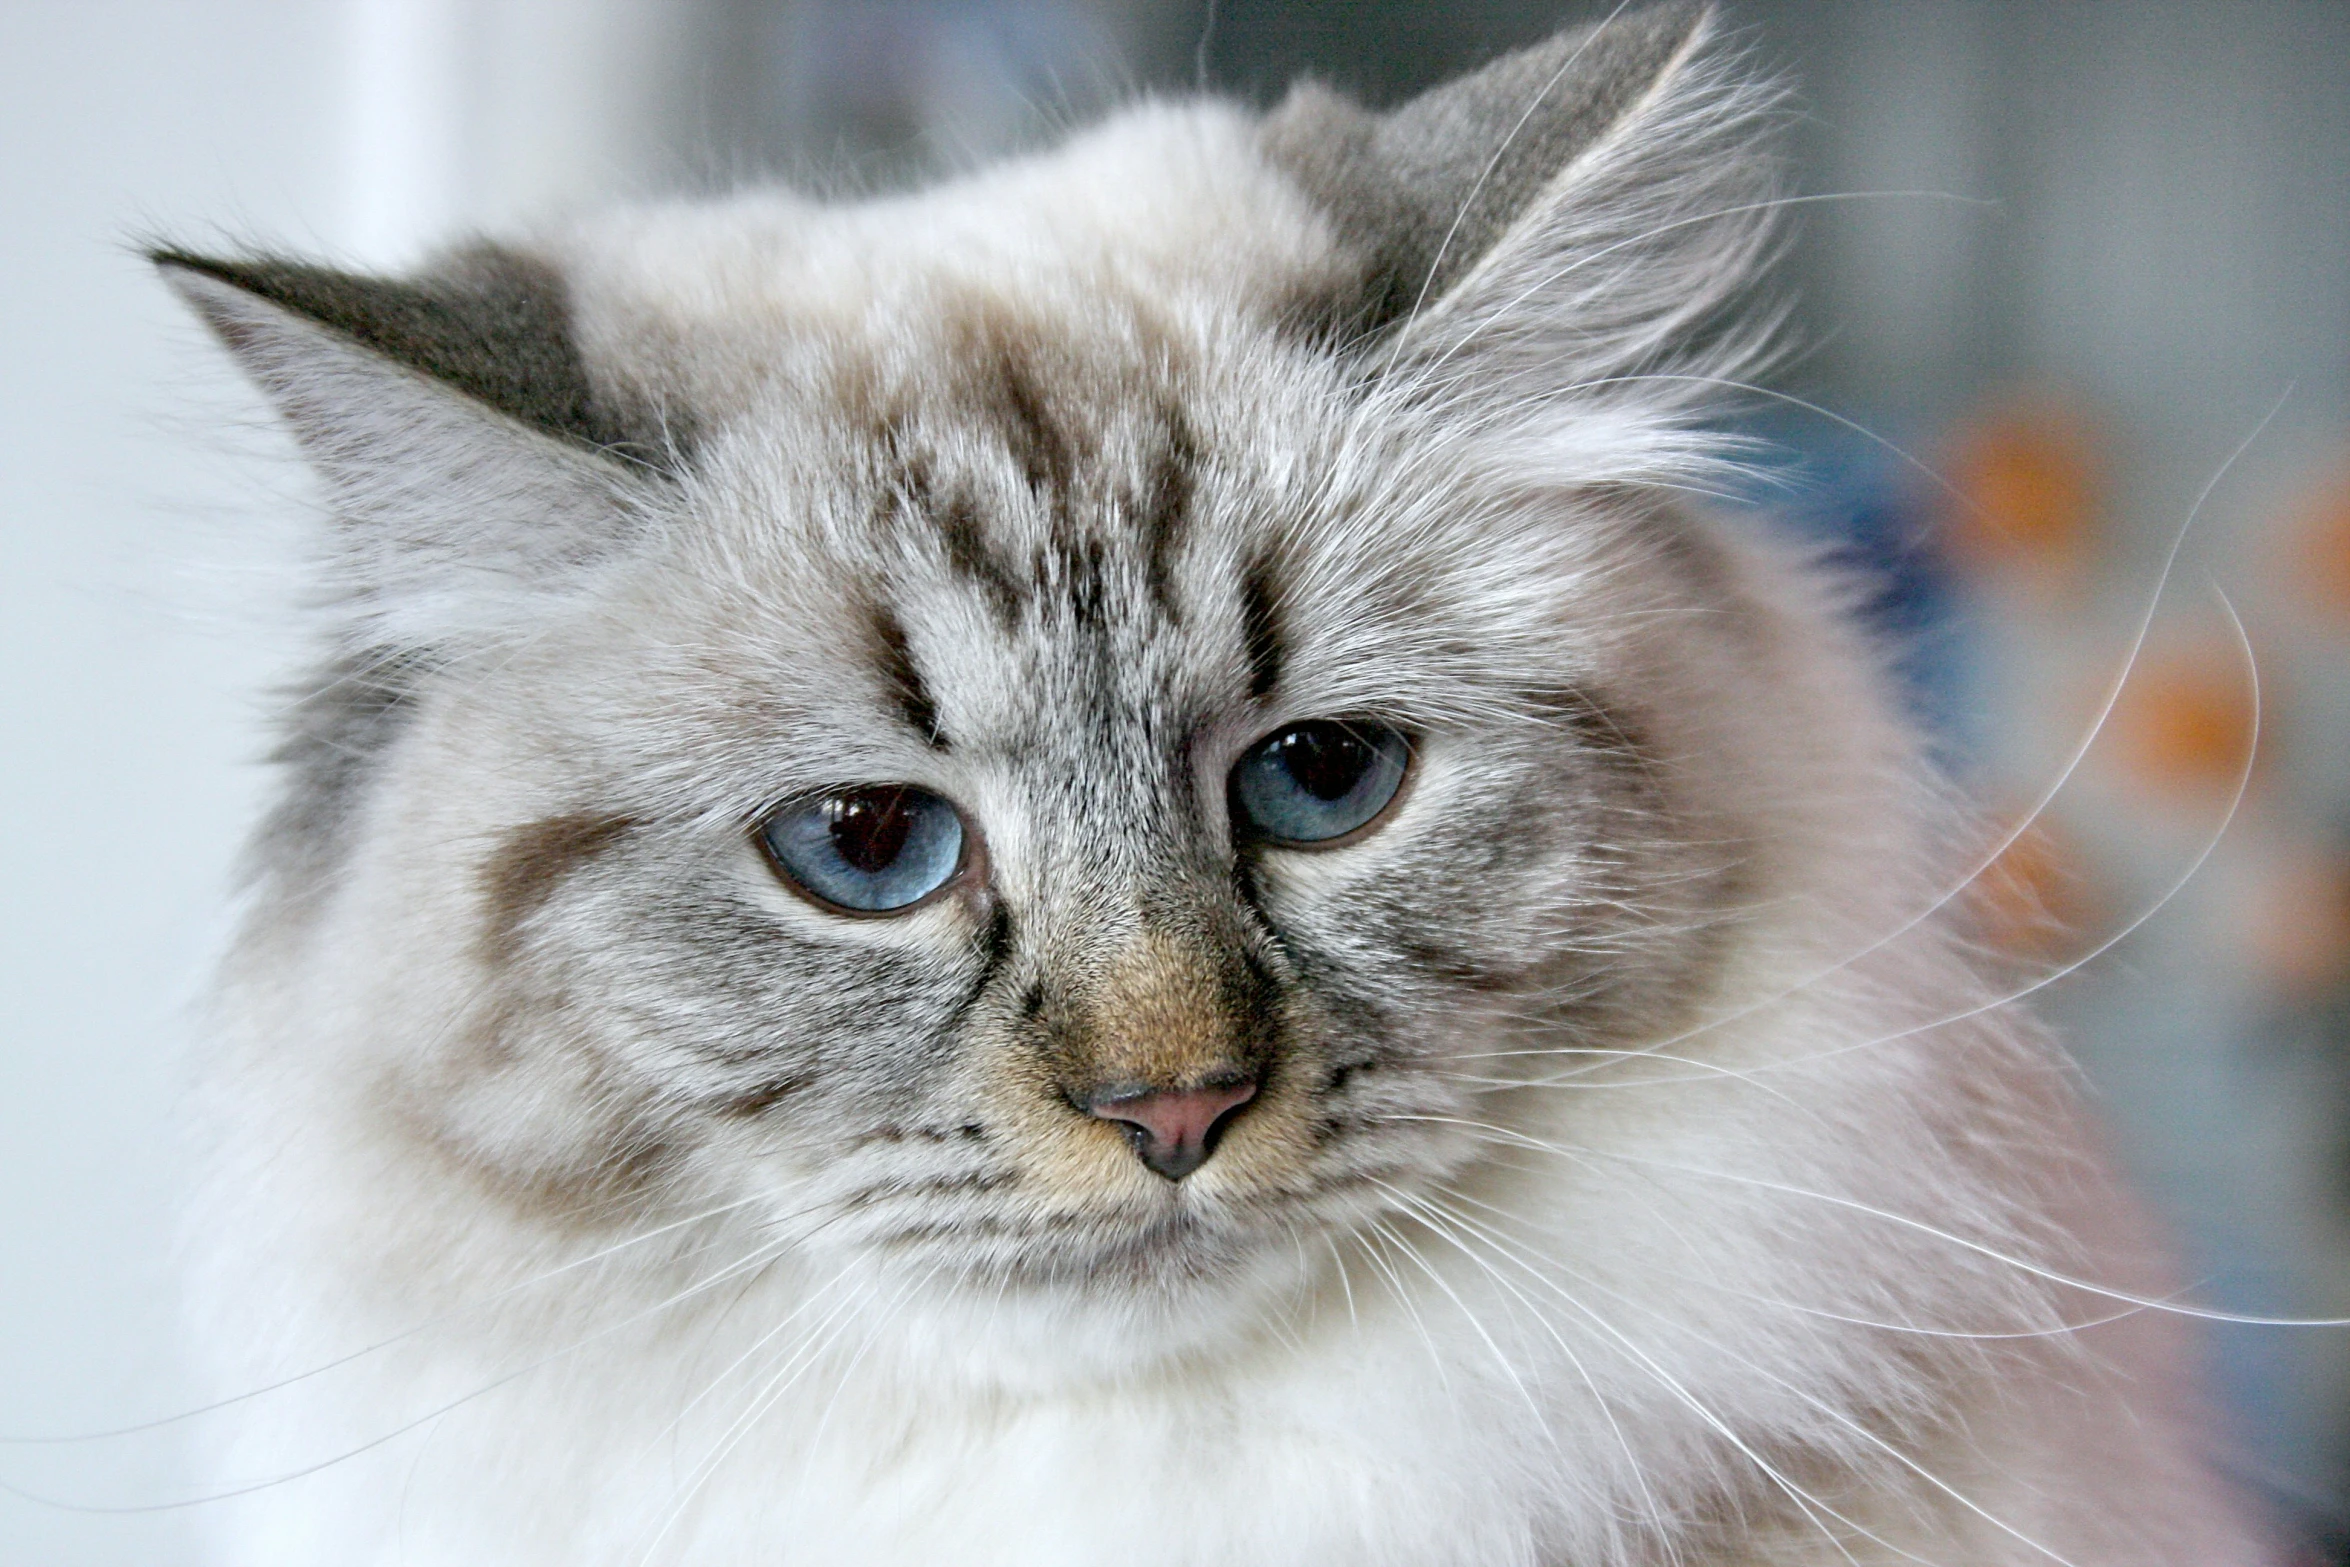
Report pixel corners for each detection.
[344,0,471,266]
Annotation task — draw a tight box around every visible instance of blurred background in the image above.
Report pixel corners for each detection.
[4,0,2346,1559]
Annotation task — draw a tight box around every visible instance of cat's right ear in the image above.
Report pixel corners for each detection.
[1260,2,1777,407]
[154,248,671,650]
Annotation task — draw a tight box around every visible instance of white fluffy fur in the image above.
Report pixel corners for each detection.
[173,13,2275,1565]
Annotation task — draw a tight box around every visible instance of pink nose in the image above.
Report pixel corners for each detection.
[1083,1078,1259,1181]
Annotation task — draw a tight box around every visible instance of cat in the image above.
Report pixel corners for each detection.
[157,3,2279,1562]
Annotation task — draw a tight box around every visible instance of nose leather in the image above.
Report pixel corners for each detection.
[1084,1078,1259,1181]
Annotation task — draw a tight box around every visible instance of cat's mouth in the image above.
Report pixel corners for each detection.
[861,1183,1243,1269]
[838,1155,1413,1295]
[809,1069,1447,1286]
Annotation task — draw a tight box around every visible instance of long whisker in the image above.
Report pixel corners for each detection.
[790,1260,950,1492]
[621,1258,868,1484]
[1427,1170,2143,1345]
[0,1190,775,1447]
[1427,1042,1808,1109]
[1510,1215,2084,1567]
[1406,190,1986,385]
[1684,582,2254,1083]
[1420,1186,2069,1567]
[1373,0,1637,374]
[1323,1233,1360,1332]
[628,1271,885,1567]
[1405,1189,1907,1566]
[1366,1212,1557,1452]
[0,1221,827,1514]
[640,1258,943,1567]
[1408,1112,2350,1331]
[1529,404,2283,1086]
[1356,1220,1451,1389]
[1515,572,2260,1096]
[1367,1179,1677,1555]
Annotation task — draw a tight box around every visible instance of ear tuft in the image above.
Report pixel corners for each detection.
[151,246,677,466]
[1260,1,1781,418]
[157,250,669,650]
[1263,1,1710,328]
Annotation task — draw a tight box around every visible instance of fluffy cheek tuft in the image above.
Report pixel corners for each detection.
[379,990,690,1236]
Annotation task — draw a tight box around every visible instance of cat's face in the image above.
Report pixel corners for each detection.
[370,285,1730,1303]
[174,2,1777,1346]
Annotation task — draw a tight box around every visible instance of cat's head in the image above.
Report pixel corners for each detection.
[170,3,1813,1354]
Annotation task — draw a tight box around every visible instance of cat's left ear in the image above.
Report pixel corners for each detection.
[155,248,672,649]
[1261,1,1778,401]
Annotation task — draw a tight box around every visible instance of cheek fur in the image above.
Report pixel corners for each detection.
[394,821,1010,1216]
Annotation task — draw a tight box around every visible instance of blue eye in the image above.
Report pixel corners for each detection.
[1229,721,1411,846]
[758,786,969,913]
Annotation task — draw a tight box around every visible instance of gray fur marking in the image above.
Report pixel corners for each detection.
[1238,558,1285,699]
[1136,407,1198,618]
[1258,0,1704,327]
[246,649,424,906]
[151,245,683,468]
[867,599,949,748]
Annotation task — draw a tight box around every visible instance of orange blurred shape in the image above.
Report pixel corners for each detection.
[2104,642,2260,799]
[1971,817,2098,961]
[2288,457,2350,620]
[1939,394,2103,584]
[2244,853,2350,998]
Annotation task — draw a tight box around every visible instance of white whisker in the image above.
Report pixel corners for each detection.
[1408,1191,1912,1567]
[0,1190,778,1449]
[1367,1179,1676,1558]
[1,1227,806,1514]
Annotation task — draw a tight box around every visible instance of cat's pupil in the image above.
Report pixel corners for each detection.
[826,789,915,873]
[1277,726,1373,800]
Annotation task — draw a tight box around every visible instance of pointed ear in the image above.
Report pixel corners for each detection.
[155,248,676,649]
[1261,1,1778,402]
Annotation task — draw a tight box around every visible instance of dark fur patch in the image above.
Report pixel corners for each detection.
[853,1122,989,1148]
[867,600,947,747]
[154,245,683,468]
[988,342,1077,497]
[936,491,1026,623]
[949,903,1017,1032]
[978,903,1015,978]
[878,413,1024,625]
[471,1116,676,1233]
[478,813,634,965]
[717,1076,812,1117]
[249,649,427,906]
[1255,3,1705,332]
[934,292,1081,503]
[1519,683,1657,778]
[1239,557,1286,699]
[1049,534,1112,630]
[1136,409,1198,616]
